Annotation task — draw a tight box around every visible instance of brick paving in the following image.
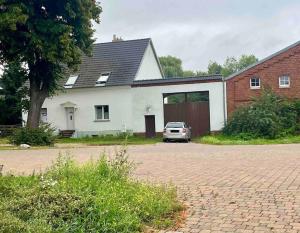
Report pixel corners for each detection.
[1,143,300,232]
[129,143,300,233]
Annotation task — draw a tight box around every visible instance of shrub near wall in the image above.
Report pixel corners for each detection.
[9,124,56,146]
[223,90,300,139]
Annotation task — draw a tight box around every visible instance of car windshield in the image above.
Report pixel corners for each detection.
[166,122,184,128]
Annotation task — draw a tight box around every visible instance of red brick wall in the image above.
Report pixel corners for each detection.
[226,44,300,116]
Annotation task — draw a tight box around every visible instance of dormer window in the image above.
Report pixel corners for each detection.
[95,72,110,86]
[65,75,78,88]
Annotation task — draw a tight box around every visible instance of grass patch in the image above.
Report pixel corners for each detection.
[0,148,182,232]
[0,137,9,145]
[0,135,162,150]
[0,137,16,150]
[57,135,162,146]
[197,134,300,145]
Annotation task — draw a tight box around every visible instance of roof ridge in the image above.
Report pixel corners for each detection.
[226,39,300,80]
[93,38,151,46]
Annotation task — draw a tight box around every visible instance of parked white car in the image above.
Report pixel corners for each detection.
[163,122,191,142]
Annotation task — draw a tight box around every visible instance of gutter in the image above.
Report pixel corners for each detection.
[222,76,227,126]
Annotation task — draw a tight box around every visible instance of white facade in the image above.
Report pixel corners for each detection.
[43,86,133,137]
[23,81,226,137]
[132,82,226,133]
[135,44,163,80]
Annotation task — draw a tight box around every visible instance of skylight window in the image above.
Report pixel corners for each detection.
[95,72,110,86]
[65,75,78,88]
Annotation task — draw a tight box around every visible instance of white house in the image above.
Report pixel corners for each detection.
[23,38,226,138]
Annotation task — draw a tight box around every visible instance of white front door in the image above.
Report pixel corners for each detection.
[66,107,75,130]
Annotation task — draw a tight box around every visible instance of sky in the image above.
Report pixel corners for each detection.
[94,0,300,71]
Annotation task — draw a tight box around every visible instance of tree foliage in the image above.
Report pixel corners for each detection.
[221,55,258,77]
[182,70,195,77]
[159,54,258,78]
[0,0,102,128]
[0,61,28,125]
[207,61,222,75]
[159,56,184,78]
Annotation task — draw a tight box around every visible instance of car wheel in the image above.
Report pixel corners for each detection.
[163,139,168,143]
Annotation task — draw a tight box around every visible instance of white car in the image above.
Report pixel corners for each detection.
[163,122,192,142]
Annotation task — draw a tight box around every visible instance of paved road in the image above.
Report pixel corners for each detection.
[1,143,300,232]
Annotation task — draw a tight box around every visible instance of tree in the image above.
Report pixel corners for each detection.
[0,61,28,125]
[222,55,258,77]
[195,70,208,76]
[160,54,258,79]
[207,61,222,75]
[159,56,184,77]
[183,70,195,77]
[221,57,239,77]
[237,55,258,71]
[0,1,102,128]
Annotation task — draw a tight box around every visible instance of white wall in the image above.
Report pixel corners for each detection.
[23,82,225,137]
[38,86,132,136]
[132,82,225,133]
[135,44,163,80]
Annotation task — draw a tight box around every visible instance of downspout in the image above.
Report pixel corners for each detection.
[222,77,227,126]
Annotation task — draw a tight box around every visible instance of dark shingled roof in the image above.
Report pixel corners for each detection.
[65,38,152,88]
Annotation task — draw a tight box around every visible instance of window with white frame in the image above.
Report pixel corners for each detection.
[279,75,290,88]
[95,72,110,86]
[64,75,78,88]
[250,77,260,89]
[95,105,109,120]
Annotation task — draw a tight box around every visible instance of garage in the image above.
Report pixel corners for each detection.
[163,91,210,137]
[131,75,226,137]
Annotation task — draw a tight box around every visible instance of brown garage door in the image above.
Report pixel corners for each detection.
[164,102,210,137]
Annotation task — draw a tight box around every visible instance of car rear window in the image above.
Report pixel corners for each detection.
[166,122,184,128]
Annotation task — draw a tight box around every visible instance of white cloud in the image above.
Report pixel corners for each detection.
[94,0,300,71]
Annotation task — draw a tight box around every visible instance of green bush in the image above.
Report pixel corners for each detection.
[0,148,182,232]
[9,124,56,146]
[223,90,300,139]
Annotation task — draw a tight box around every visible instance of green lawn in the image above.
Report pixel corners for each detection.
[0,137,16,150]
[0,135,162,150]
[0,152,182,232]
[57,135,162,146]
[196,134,300,145]
[0,137,9,145]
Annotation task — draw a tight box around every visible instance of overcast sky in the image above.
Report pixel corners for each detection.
[94,0,300,71]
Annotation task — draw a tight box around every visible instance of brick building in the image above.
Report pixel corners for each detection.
[226,41,300,115]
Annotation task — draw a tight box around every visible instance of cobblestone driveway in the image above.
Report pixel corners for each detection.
[130,143,300,233]
[1,143,300,232]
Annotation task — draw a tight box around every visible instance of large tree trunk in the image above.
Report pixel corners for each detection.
[26,79,47,129]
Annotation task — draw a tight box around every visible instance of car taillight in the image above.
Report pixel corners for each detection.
[182,128,187,133]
